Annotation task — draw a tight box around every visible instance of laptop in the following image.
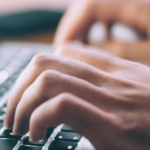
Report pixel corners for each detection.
[0,42,95,150]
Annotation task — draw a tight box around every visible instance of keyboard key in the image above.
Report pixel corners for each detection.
[24,137,48,146]
[49,140,77,150]
[3,103,7,107]
[18,145,42,150]
[2,80,13,89]
[0,87,7,96]
[46,127,55,137]
[0,122,3,128]
[0,70,9,84]
[0,139,18,150]
[9,73,19,81]
[0,112,5,115]
[55,132,81,142]
[0,107,7,113]
[0,112,5,122]
[61,125,75,132]
[0,129,22,139]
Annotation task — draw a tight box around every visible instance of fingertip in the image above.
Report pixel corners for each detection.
[29,113,47,141]
[29,127,46,142]
[4,116,13,130]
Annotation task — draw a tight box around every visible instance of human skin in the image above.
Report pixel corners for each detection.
[54,0,150,63]
[4,42,150,150]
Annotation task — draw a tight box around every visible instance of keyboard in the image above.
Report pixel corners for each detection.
[0,42,96,150]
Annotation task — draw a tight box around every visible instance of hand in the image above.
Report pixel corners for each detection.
[4,42,150,150]
[54,0,150,63]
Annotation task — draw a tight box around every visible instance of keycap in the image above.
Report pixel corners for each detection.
[18,145,42,150]
[24,137,48,146]
[3,103,7,107]
[0,129,22,139]
[49,140,77,150]
[46,127,55,137]
[0,139,18,150]
[0,122,3,128]
[61,125,75,132]
[0,106,7,113]
[0,112,5,121]
[0,87,7,96]
[2,80,13,89]
[9,73,19,81]
[0,112,5,115]
[55,132,81,142]
[0,70,9,84]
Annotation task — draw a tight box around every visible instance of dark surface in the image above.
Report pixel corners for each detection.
[61,124,75,132]
[0,10,64,37]
[49,140,77,150]
[24,137,48,146]
[46,127,55,137]
[18,145,42,150]
[0,139,18,150]
[0,129,22,139]
[55,132,81,142]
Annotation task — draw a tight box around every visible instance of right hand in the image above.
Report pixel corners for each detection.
[4,42,150,150]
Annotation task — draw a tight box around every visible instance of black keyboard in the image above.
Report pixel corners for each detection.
[0,45,81,150]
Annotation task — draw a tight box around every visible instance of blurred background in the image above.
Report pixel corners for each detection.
[0,0,71,43]
[1,0,149,61]
[0,0,144,44]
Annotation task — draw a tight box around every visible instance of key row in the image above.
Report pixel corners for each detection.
[0,48,33,85]
[0,138,78,150]
[0,126,81,150]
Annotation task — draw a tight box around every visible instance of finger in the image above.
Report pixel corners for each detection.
[96,40,150,63]
[55,42,125,72]
[54,0,95,45]
[54,0,150,45]
[54,0,127,46]
[13,70,116,135]
[5,53,107,128]
[121,1,150,39]
[29,93,117,150]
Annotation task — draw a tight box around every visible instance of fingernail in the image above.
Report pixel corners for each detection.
[29,138,34,142]
[29,136,38,142]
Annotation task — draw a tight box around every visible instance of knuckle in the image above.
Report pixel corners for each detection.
[56,93,74,112]
[55,44,71,56]
[55,41,83,56]
[31,53,51,68]
[39,70,58,86]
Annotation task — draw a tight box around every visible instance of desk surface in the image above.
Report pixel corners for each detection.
[0,0,71,44]
[1,30,55,44]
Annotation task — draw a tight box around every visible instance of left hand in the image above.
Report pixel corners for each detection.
[54,0,150,63]
[4,42,150,150]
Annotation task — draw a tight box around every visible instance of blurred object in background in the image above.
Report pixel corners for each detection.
[88,22,108,45]
[0,10,63,37]
[0,0,71,39]
[0,0,70,14]
[111,23,147,42]
[88,22,147,45]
